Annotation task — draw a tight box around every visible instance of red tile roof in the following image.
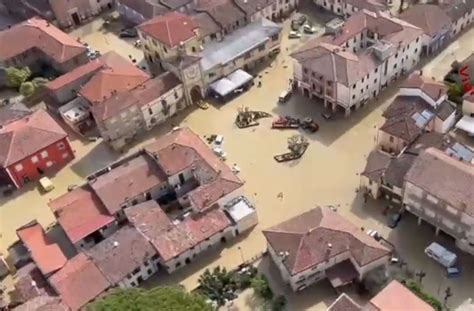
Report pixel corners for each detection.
[152,207,232,262]
[78,52,150,105]
[144,127,243,212]
[400,4,452,37]
[400,73,448,101]
[91,71,181,121]
[263,207,390,275]
[48,185,115,244]
[85,226,156,285]
[126,200,231,262]
[405,148,474,216]
[16,221,67,276]
[89,154,167,215]
[0,17,87,63]
[0,109,68,167]
[46,58,105,91]
[369,280,434,311]
[48,253,110,311]
[328,293,362,311]
[138,12,198,48]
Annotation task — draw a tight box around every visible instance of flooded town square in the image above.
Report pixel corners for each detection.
[1,10,474,310]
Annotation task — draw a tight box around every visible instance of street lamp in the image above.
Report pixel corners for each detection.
[444,287,453,307]
[415,270,426,286]
[237,246,245,263]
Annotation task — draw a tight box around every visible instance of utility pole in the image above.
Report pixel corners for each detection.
[444,287,453,308]
[415,270,426,286]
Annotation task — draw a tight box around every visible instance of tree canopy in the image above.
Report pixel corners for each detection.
[5,67,31,89]
[89,286,212,311]
[197,266,237,307]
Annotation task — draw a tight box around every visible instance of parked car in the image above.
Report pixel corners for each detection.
[303,24,317,34]
[213,147,227,160]
[288,31,301,39]
[387,213,402,228]
[119,28,138,38]
[278,89,291,103]
[425,242,457,268]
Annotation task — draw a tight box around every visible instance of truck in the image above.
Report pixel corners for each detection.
[424,242,457,268]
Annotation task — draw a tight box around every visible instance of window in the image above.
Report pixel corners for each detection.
[174,92,179,99]
[62,152,69,159]
[15,164,23,172]
[416,37,419,43]
[132,268,140,275]
[360,89,363,94]
[362,78,365,83]
[192,46,196,53]
[271,34,279,41]
[353,84,356,89]
[366,85,368,90]
[46,161,53,167]
[57,142,65,150]
[352,94,356,100]
[374,79,377,83]
[147,269,153,275]
[389,136,394,142]
[375,68,378,73]
[31,156,39,164]
[415,48,418,53]
[163,45,168,53]
[393,64,397,69]
[176,262,181,268]
[148,108,153,115]
[210,33,217,40]
[244,52,251,60]
[41,150,48,158]
[395,52,398,58]
[353,37,356,43]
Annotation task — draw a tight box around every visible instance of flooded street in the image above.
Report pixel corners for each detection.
[1,13,474,311]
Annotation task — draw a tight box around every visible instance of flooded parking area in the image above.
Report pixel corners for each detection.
[1,12,474,310]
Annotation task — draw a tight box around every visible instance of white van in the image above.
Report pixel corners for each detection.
[424,242,457,268]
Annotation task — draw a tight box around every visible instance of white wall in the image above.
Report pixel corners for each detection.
[463,97,474,116]
[232,209,258,234]
[140,84,184,129]
[377,130,408,154]
[434,112,456,134]
[360,175,381,199]
[118,256,160,288]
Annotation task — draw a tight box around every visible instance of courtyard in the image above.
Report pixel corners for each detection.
[1,10,474,311]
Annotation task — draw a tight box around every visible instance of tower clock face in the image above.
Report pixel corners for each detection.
[186,65,198,79]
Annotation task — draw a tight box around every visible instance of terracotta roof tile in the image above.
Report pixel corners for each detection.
[328,293,362,311]
[195,0,246,29]
[16,221,67,276]
[138,12,198,48]
[46,58,105,91]
[125,201,173,237]
[13,296,68,311]
[0,103,31,127]
[361,150,392,181]
[91,71,181,121]
[89,154,167,215]
[400,4,452,37]
[400,73,448,101]
[48,185,115,244]
[263,208,390,275]
[78,52,150,105]
[0,17,87,63]
[0,109,68,167]
[405,148,474,216]
[85,226,157,285]
[48,253,110,311]
[13,263,52,303]
[369,280,434,311]
[232,0,273,16]
[152,207,232,262]
[144,127,243,212]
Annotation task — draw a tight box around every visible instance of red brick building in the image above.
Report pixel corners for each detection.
[0,109,74,188]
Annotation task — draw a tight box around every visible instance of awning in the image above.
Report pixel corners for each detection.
[209,69,253,97]
[325,260,359,288]
[455,116,474,135]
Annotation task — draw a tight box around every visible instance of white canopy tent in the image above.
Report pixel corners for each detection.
[209,69,253,97]
[455,116,474,136]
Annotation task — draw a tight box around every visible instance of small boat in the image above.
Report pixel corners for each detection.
[274,143,309,163]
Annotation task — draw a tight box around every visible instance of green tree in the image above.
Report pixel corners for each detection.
[89,286,212,311]
[19,82,35,97]
[5,67,31,89]
[198,266,237,306]
[251,275,273,300]
[406,281,443,311]
[447,82,464,104]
